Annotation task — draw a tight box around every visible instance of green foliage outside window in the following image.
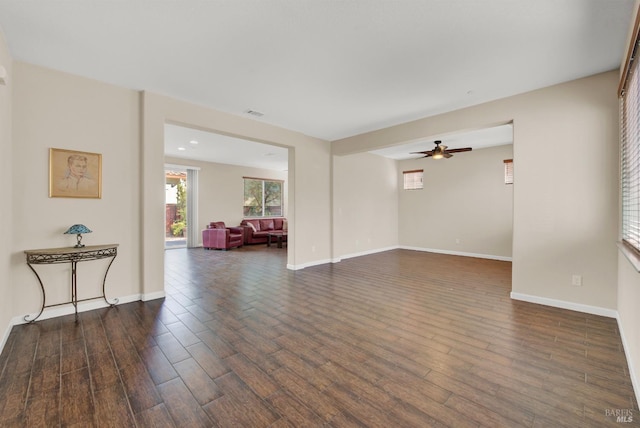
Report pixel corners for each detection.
[244,178,283,217]
[171,179,187,236]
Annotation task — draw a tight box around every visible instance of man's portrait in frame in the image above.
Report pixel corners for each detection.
[49,148,102,199]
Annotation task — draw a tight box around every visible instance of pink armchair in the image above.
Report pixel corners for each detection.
[202,222,244,250]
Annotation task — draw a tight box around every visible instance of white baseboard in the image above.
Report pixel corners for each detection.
[141,291,166,301]
[290,245,509,270]
[401,246,512,262]
[510,292,617,318]
[11,293,142,326]
[617,312,640,408]
[287,258,333,270]
[288,246,402,270]
[338,246,400,261]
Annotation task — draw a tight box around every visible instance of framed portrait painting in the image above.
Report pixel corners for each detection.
[49,148,102,198]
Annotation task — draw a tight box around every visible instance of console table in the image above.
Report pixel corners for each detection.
[24,244,119,323]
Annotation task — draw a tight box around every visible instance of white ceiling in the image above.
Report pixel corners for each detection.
[164,122,512,170]
[370,123,514,160]
[165,124,289,171]
[0,0,632,167]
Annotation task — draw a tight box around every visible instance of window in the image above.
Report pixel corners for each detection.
[243,177,283,217]
[504,159,513,185]
[621,22,640,253]
[403,169,423,190]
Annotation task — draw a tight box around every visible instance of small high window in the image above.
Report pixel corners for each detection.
[403,169,423,190]
[504,159,513,185]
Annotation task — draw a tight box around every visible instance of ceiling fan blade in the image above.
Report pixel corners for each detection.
[445,147,472,153]
[410,141,472,159]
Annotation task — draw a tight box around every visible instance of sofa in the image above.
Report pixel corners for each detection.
[240,217,287,245]
[202,222,244,250]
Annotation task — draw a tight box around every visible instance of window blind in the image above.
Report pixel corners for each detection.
[403,169,423,190]
[621,29,640,252]
[622,55,640,251]
[504,159,513,185]
[186,168,199,248]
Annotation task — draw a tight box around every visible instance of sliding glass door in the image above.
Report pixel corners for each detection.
[165,165,199,249]
[165,170,187,248]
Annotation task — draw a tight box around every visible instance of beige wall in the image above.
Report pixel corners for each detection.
[0,30,12,346]
[3,61,330,329]
[618,0,640,400]
[0,29,635,398]
[332,152,399,259]
[165,156,288,245]
[398,144,513,259]
[11,62,142,319]
[141,92,331,293]
[334,71,619,312]
[6,63,619,321]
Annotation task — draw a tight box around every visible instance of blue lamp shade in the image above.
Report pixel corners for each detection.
[64,224,92,248]
[64,224,92,235]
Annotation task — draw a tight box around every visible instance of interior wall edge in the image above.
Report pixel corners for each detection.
[617,311,640,409]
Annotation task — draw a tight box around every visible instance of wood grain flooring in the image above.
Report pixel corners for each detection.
[0,246,638,427]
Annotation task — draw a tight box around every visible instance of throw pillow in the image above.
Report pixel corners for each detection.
[262,220,275,231]
[283,219,288,231]
[247,222,256,232]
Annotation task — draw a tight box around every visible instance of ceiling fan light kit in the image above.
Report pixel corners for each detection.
[411,140,472,160]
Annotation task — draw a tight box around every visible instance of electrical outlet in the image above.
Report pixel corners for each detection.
[571,274,582,286]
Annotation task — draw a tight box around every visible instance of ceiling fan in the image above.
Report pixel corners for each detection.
[411,140,472,159]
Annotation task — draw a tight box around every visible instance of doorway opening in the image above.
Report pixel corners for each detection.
[164,123,289,255]
[165,169,187,249]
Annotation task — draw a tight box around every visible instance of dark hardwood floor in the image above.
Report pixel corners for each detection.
[0,246,637,427]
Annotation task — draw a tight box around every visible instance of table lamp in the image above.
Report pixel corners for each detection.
[64,224,92,248]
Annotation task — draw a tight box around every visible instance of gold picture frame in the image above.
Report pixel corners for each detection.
[49,148,102,199]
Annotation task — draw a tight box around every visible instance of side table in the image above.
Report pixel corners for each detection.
[267,231,288,248]
[24,244,119,323]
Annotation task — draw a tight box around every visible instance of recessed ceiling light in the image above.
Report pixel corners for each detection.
[178,147,186,151]
[265,153,275,157]
[190,140,198,145]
